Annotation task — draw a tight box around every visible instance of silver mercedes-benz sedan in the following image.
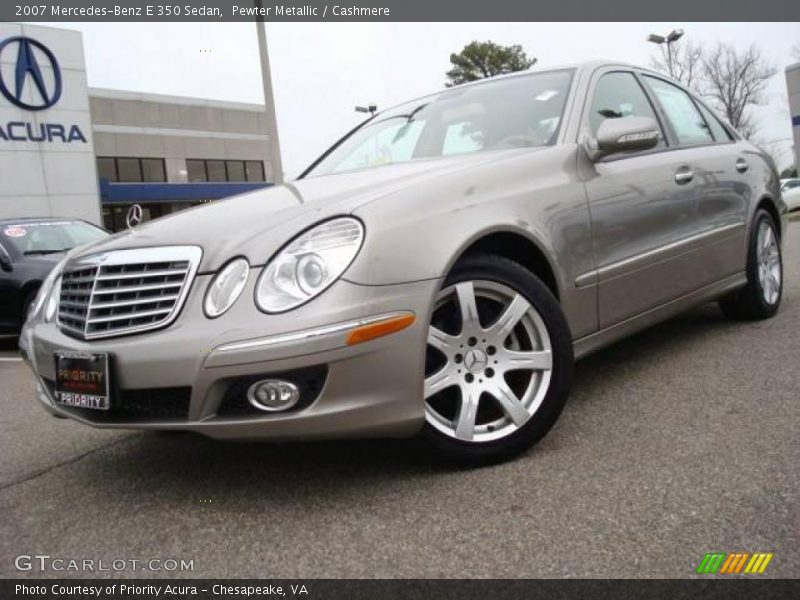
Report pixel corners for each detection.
[21,61,786,462]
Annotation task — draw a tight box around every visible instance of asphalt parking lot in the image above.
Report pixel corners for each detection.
[1,221,798,579]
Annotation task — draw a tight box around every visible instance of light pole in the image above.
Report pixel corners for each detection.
[254,0,284,184]
[355,104,378,116]
[647,29,684,78]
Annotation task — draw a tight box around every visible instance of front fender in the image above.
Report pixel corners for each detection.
[343,146,598,338]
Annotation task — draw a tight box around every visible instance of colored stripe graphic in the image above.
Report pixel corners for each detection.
[720,553,749,573]
[697,553,726,574]
[697,552,774,574]
[744,553,774,574]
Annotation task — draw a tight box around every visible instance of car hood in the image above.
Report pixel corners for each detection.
[17,252,68,274]
[72,148,539,272]
[21,252,66,266]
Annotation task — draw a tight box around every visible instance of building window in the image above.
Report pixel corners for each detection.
[185,159,267,183]
[245,161,265,182]
[117,158,142,182]
[142,158,166,182]
[226,160,246,182]
[96,157,167,183]
[186,159,207,182]
[97,157,117,182]
[206,160,227,182]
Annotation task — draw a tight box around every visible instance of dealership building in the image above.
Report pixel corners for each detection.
[788,62,800,173]
[0,23,277,231]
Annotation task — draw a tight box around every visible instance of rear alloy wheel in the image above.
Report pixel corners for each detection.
[423,253,572,463]
[719,209,782,320]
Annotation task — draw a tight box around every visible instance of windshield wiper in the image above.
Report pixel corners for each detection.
[24,249,68,256]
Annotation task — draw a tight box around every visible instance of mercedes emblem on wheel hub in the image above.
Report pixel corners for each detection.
[463,348,488,374]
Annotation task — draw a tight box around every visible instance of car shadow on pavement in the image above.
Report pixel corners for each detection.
[48,301,754,505]
[570,302,736,397]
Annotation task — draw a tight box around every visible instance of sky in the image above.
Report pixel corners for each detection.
[39,21,800,177]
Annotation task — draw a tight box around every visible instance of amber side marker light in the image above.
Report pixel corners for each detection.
[346,313,416,346]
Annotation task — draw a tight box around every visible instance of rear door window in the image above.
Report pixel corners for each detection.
[643,76,714,146]
[694,102,733,142]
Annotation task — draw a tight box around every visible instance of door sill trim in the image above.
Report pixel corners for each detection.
[573,272,746,360]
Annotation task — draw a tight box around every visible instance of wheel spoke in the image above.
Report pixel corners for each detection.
[760,226,772,254]
[424,368,458,399]
[488,381,529,426]
[428,326,458,353]
[764,226,774,251]
[768,270,780,292]
[455,282,480,329]
[503,348,552,371]
[454,387,480,440]
[486,293,530,341]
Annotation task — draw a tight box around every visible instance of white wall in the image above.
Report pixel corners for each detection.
[0,24,100,224]
[787,64,800,174]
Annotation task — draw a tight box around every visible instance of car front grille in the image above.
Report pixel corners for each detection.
[57,246,202,340]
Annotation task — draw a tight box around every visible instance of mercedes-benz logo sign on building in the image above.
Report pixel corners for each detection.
[0,36,62,111]
[126,204,143,229]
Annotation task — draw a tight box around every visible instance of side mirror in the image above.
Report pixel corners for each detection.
[0,252,12,272]
[585,116,661,161]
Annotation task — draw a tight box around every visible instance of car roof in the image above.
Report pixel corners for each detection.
[367,60,665,119]
[0,217,87,226]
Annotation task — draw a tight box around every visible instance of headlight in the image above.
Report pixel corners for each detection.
[29,256,68,320]
[204,258,250,318]
[256,217,364,313]
[44,276,61,322]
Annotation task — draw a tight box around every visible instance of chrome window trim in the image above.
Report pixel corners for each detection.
[57,246,202,340]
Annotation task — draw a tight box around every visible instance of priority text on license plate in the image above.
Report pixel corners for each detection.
[54,352,110,411]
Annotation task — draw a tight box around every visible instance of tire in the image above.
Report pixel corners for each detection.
[719,209,783,321]
[422,253,573,464]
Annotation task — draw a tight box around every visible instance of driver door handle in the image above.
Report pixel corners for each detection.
[674,166,694,185]
[736,158,749,173]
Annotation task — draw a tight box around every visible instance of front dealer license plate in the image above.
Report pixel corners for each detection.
[54,352,110,410]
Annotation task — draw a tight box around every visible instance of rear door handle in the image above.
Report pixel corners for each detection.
[674,166,694,185]
[736,158,749,173]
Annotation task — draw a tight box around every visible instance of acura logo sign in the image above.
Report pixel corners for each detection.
[0,37,62,110]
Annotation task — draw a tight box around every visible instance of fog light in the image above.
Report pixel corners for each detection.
[246,379,300,412]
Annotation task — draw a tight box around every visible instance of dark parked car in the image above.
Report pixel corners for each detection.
[0,218,108,336]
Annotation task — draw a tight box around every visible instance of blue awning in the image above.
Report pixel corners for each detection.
[99,179,271,204]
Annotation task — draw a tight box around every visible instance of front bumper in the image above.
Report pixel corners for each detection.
[21,274,439,441]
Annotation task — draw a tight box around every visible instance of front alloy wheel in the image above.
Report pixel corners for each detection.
[423,253,573,463]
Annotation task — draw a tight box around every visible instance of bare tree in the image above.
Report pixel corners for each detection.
[649,39,704,90]
[701,44,776,139]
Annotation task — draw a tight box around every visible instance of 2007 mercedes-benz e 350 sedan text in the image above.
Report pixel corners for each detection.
[21,62,786,462]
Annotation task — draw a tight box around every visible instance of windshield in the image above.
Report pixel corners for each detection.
[306,70,574,177]
[1,221,107,255]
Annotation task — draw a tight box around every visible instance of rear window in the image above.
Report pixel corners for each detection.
[1,221,107,255]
